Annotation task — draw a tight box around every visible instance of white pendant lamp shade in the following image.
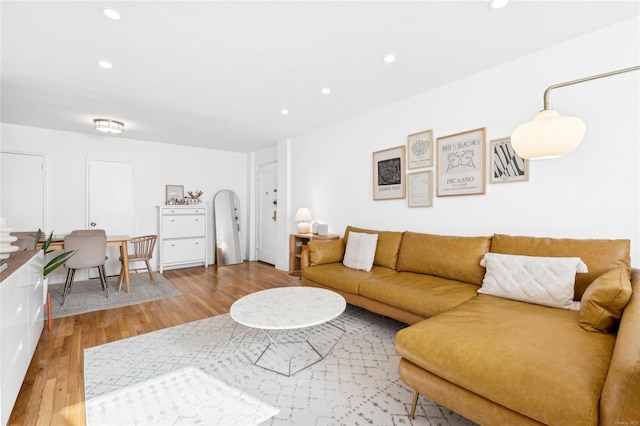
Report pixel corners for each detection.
[93,118,124,134]
[511,109,585,160]
[294,208,313,233]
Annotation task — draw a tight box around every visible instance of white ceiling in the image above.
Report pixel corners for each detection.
[1,1,638,153]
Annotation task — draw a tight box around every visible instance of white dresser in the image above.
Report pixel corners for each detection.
[157,205,208,273]
[0,250,44,426]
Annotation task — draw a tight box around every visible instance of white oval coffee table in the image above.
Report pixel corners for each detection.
[229,287,346,376]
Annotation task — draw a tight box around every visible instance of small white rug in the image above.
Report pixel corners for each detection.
[86,366,279,425]
[85,305,476,426]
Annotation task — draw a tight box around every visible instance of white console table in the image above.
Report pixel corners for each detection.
[157,205,208,273]
[0,250,44,426]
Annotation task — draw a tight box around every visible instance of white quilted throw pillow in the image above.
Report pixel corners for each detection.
[343,231,378,272]
[478,253,588,311]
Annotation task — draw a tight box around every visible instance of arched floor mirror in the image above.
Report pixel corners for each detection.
[213,189,243,265]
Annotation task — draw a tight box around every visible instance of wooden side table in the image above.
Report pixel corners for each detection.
[289,233,338,271]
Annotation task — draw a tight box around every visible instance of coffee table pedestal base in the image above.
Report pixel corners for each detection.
[230,320,345,376]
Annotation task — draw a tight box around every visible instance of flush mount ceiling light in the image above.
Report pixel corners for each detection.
[321,87,331,95]
[93,118,124,134]
[280,109,289,115]
[102,8,121,20]
[98,60,113,69]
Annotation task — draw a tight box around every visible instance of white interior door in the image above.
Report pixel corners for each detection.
[0,151,45,232]
[87,159,135,276]
[257,162,277,265]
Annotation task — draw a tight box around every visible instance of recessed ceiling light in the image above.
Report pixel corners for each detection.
[98,60,113,69]
[383,54,396,63]
[321,88,331,95]
[489,0,510,10]
[280,109,289,115]
[102,8,121,20]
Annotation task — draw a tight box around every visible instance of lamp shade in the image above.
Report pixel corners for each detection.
[511,109,585,160]
[294,208,312,233]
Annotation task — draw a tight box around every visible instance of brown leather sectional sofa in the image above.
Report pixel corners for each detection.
[300,226,639,425]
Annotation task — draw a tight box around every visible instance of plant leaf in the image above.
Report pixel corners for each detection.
[44,250,75,276]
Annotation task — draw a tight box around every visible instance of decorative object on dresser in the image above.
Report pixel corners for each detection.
[293,208,313,233]
[165,184,184,204]
[157,205,208,273]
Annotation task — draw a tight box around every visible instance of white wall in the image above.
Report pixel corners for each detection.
[289,18,640,267]
[1,123,248,275]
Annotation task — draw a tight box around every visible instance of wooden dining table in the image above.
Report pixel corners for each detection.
[39,235,133,293]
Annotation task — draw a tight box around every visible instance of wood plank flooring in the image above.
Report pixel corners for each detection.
[8,261,289,426]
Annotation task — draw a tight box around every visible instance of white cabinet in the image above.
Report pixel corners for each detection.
[157,206,208,273]
[0,250,44,426]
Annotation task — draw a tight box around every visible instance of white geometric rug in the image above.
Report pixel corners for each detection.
[84,305,476,426]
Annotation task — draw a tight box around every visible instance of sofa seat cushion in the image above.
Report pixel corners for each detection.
[302,263,397,294]
[395,294,616,426]
[359,272,479,318]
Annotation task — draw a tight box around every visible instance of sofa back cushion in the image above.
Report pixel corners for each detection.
[308,238,345,266]
[490,234,631,300]
[396,232,491,285]
[344,226,404,270]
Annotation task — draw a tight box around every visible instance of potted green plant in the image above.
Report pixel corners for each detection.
[34,229,75,276]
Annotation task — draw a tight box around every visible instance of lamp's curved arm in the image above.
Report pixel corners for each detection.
[543,65,640,110]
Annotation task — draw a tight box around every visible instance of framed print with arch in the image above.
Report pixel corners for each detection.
[373,145,406,200]
[407,129,434,169]
[408,170,433,207]
[490,137,529,183]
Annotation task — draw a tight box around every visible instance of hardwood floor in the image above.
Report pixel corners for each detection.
[8,261,289,426]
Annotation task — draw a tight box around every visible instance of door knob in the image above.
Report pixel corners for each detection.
[90,222,97,227]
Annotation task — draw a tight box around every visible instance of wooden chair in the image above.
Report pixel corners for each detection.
[62,233,109,305]
[118,235,158,291]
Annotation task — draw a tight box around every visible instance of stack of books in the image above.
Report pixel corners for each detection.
[0,259,7,273]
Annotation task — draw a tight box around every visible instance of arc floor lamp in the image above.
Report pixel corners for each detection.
[511,65,640,160]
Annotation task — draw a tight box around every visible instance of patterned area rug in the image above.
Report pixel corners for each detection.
[84,305,476,426]
[49,273,181,318]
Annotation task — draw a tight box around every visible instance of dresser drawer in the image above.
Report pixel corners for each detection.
[162,238,206,264]
[162,207,205,215]
[162,215,205,238]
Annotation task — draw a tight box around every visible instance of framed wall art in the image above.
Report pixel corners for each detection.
[166,184,184,204]
[436,127,486,197]
[407,170,433,207]
[490,137,529,183]
[372,145,406,200]
[407,129,433,169]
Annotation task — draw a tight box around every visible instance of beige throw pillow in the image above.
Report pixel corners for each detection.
[479,253,588,311]
[343,231,378,272]
[579,267,632,333]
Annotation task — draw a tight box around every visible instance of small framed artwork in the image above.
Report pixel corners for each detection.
[166,184,184,203]
[373,145,406,200]
[436,127,486,197]
[408,170,433,207]
[490,137,529,183]
[407,129,434,169]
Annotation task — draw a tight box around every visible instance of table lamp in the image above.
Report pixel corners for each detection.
[294,208,313,233]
